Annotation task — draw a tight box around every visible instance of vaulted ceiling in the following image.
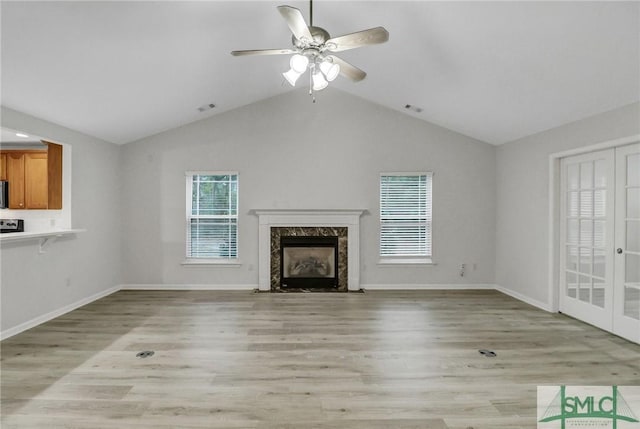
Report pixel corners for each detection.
[1,1,638,145]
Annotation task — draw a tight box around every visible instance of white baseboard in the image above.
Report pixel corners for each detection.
[494,284,552,312]
[0,285,121,341]
[120,284,258,291]
[361,283,496,290]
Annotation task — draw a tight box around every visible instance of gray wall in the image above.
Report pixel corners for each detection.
[3,90,636,335]
[120,89,497,287]
[495,102,640,305]
[1,107,122,333]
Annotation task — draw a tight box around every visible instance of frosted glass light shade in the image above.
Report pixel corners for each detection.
[312,69,328,91]
[319,61,340,82]
[290,54,309,73]
[283,68,302,86]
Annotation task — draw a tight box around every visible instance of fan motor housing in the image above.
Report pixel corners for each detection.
[293,26,330,48]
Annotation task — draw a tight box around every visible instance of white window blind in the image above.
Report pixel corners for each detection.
[186,173,238,259]
[380,173,432,258]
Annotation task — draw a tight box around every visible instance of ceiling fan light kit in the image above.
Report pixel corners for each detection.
[290,54,309,73]
[312,68,328,91]
[283,53,338,91]
[282,68,302,86]
[319,60,339,82]
[231,2,389,99]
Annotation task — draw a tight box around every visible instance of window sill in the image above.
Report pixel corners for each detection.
[378,258,436,266]
[182,259,242,267]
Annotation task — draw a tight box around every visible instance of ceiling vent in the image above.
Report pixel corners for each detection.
[405,104,423,113]
[197,103,216,113]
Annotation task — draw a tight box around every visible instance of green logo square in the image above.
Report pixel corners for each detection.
[538,386,640,428]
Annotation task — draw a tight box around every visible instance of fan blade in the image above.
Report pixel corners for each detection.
[277,5,313,43]
[326,55,366,82]
[231,48,296,56]
[325,27,389,52]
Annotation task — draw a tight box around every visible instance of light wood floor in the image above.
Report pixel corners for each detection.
[1,290,639,429]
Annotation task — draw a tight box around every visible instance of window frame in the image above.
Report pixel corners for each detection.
[378,172,434,265]
[183,171,241,266]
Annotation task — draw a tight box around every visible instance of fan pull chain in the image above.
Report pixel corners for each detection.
[310,0,313,27]
[309,69,316,103]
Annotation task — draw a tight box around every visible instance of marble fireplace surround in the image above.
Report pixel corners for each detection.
[251,210,366,292]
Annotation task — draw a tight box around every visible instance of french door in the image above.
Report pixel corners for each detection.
[560,149,615,332]
[613,143,640,342]
[560,144,640,343]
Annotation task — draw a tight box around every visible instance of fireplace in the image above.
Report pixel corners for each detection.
[280,236,339,290]
[270,226,348,292]
[251,209,365,292]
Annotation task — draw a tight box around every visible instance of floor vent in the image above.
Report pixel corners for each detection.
[478,349,496,357]
[136,351,155,358]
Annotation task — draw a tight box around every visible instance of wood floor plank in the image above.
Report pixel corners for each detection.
[1,290,639,428]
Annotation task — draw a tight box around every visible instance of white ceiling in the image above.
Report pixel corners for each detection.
[0,127,46,146]
[1,1,638,145]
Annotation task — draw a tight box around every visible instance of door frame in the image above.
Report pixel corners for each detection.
[548,134,640,313]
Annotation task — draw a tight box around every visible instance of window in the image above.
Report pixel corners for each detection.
[186,173,238,261]
[379,173,432,263]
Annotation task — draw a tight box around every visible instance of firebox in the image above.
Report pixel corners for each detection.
[280,236,339,289]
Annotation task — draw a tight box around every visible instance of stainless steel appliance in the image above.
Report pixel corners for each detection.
[0,219,24,233]
[0,181,7,209]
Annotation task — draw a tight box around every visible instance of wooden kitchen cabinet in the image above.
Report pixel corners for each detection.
[25,152,49,209]
[1,147,62,210]
[45,142,63,209]
[3,150,49,209]
[0,153,6,181]
[6,152,26,209]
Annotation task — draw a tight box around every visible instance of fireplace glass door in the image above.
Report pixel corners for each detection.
[280,236,339,289]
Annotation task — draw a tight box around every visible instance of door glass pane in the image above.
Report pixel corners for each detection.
[580,162,593,189]
[579,275,591,303]
[594,159,606,188]
[568,164,579,189]
[628,188,640,219]
[624,252,640,318]
[566,246,578,271]
[626,253,640,284]
[579,247,592,275]
[594,190,606,217]
[568,192,579,217]
[627,221,640,253]
[580,191,593,217]
[580,220,593,247]
[566,271,577,298]
[593,277,605,308]
[628,153,640,187]
[567,219,579,244]
[593,249,606,278]
[624,286,640,320]
[593,221,605,248]
[622,150,640,323]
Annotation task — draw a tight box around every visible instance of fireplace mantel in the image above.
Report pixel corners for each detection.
[251,209,366,291]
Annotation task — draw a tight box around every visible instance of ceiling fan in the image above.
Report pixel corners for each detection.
[231,1,389,93]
